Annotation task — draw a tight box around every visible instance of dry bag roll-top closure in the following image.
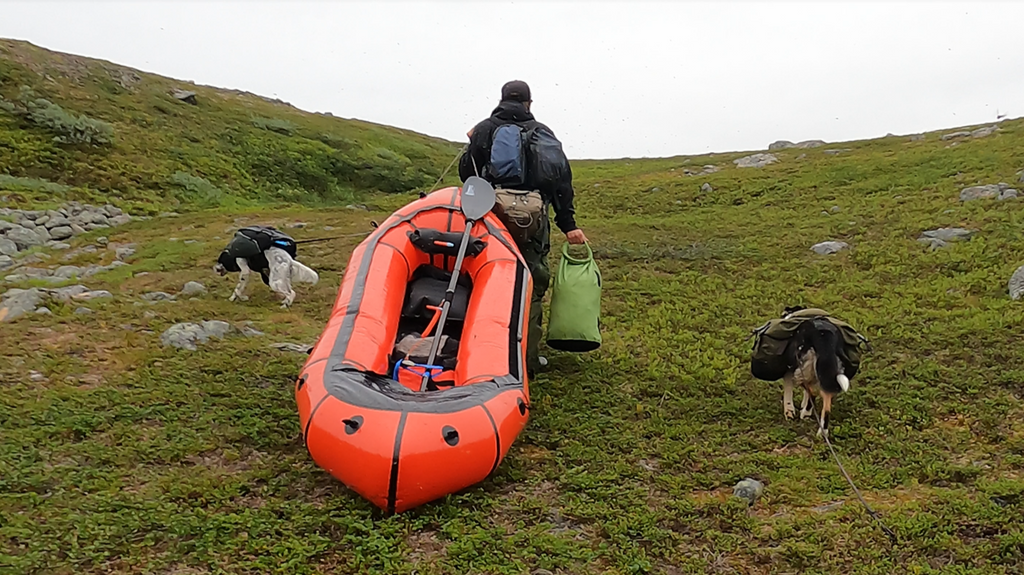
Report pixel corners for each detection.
[749,308,869,381]
[485,122,570,246]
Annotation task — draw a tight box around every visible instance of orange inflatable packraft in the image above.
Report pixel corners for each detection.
[295,186,532,513]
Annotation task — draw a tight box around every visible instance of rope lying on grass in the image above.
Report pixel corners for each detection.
[810,403,899,545]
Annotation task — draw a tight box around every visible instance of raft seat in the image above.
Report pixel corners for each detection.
[390,266,474,390]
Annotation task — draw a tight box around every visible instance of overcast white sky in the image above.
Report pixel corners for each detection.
[2,1,1022,159]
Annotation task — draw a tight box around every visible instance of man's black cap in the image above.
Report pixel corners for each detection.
[501,80,531,103]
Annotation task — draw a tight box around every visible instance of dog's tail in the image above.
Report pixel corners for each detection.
[807,319,849,394]
[290,259,319,285]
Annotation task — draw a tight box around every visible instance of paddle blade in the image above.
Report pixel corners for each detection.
[460,176,496,221]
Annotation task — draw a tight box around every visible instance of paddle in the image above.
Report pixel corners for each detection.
[419,176,496,391]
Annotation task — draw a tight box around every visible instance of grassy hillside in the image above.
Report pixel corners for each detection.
[0,39,462,214]
[4,42,1024,575]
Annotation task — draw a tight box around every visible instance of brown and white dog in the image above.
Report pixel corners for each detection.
[780,307,851,437]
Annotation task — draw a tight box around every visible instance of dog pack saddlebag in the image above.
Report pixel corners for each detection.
[749,308,869,381]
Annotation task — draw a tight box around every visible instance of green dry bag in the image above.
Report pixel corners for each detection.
[546,242,602,352]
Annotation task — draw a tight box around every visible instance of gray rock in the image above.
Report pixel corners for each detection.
[74,307,93,315]
[5,226,44,250]
[269,342,314,354]
[28,370,47,383]
[0,255,13,270]
[45,212,69,228]
[700,183,713,193]
[201,320,233,338]
[960,184,1002,201]
[811,241,849,255]
[69,224,86,236]
[21,211,43,221]
[733,153,778,168]
[47,226,73,240]
[109,214,132,227]
[732,478,764,506]
[1010,265,1024,300]
[74,290,112,301]
[47,242,71,250]
[702,165,720,174]
[18,219,35,230]
[345,204,370,211]
[0,237,17,256]
[35,215,50,227]
[172,89,198,105]
[47,285,90,301]
[820,211,830,216]
[33,226,51,242]
[180,281,206,297]
[920,227,975,243]
[0,220,16,233]
[160,322,226,351]
[909,134,925,141]
[940,131,971,141]
[830,206,841,213]
[96,236,109,247]
[0,288,44,322]
[286,222,307,229]
[322,226,335,231]
[999,189,1018,201]
[1020,171,1024,184]
[971,125,998,138]
[10,267,51,278]
[54,265,85,279]
[34,307,52,315]
[768,140,824,150]
[84,223,110,232]
[102,204,122,218]
[115,246,135,261]
[240,325,265,337]
[823,149,852,155]
[141,291,176,302]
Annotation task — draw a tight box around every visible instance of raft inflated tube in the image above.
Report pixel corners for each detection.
[295,187,532,513]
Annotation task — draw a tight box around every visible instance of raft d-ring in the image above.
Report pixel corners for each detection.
[442,426,459,446]
[517,397,529,416]
[342,415,364,435]
[297,374,308,390]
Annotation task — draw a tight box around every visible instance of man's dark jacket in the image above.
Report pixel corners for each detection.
[458,100,578,234]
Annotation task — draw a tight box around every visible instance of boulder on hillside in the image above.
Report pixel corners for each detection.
[734,153,778,168]
[960,183,1017,202]
[811,241,849,255]
[160,321,234,351]
[172,89,198,105]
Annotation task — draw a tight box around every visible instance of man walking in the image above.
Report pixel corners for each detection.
[459,80,587,377]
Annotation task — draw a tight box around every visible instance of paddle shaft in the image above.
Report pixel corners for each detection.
[419,220,476,391]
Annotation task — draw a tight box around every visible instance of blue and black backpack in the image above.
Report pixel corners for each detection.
[485,122,570,194]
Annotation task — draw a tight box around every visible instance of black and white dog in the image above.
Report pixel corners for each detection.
[213,227,319,308]
[781,307,851,437]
